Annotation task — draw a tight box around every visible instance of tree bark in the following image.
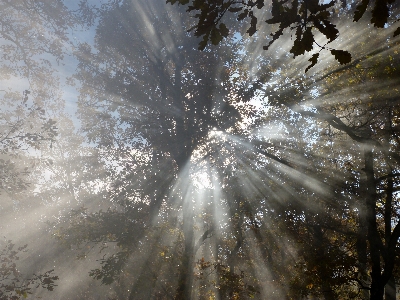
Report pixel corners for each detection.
[175,198,195,300]
[312,223,336,300]
[385,276,396,300]
[364,144,385,300]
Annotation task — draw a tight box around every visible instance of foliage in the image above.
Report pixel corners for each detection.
[166,0,399,71]
[2,0,398,299]
[0,0,77,196]
[0,240,58,300]
[49,0,400,297]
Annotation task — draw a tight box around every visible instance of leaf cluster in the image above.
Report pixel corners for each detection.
[167,0,399,71]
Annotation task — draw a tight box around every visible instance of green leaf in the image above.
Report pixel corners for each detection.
[330,49,352,64]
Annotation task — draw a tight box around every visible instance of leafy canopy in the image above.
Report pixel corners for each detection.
[167,0,399,71]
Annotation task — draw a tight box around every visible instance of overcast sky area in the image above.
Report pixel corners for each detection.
[1,1,400,299]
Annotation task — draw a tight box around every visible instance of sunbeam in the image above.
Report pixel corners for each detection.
[1,0,400,299]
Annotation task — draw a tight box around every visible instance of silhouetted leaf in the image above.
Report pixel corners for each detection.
[305,53,319,72]
[219,23,229,38]
[331,49,352,64]
[247,14,257,36]
[354,0,369,22]
[237,9,248,21]
[307,0,322,14]
[314,19,338,41]
[290,27,314,57]
[166,0,189,4]
[263,28,284,50]
[394,26,400,37]
[256,0,264,9]
[371,0,389,27]
[198,34,208,50]
[210,27,223,45]
[228,7,242,13]
[268,0,284,23]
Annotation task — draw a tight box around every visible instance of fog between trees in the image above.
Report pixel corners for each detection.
[0,0,400,299]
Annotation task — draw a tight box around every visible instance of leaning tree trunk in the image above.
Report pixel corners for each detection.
[385,276,396,300]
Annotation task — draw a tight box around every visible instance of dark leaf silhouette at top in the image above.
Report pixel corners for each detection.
[290,27,314,57]
[353,0,370,22]
[167,0,398,70]
[371,0,393,28]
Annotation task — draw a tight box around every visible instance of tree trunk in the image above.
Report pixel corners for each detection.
[356,223,369,300]
[370,282,385,300]
[312,223,336,300]
[357,147,370,300]
[384,176,396,300]
[175,200,195,299]
[385,276,396,300]
[363,144,384,300]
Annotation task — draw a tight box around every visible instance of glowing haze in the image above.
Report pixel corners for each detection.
[0,0,399,299]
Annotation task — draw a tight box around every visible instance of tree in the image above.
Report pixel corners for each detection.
[166,0,400,70]
[0,0,81,196]
[0,2,100,298]
[0,90,59,196]
[0,239,58,300]
[41,1,400,299]
[56,0,259,298]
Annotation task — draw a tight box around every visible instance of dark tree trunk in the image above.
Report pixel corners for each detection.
[385,276,396,300]
[312,223,336,300]
[384,176,396,300]
[364,144,384,300]
[370,282,385,300]
[356,198,369,298]
[356,145,370,299]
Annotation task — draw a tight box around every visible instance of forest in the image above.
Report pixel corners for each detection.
[0,0,399,299]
